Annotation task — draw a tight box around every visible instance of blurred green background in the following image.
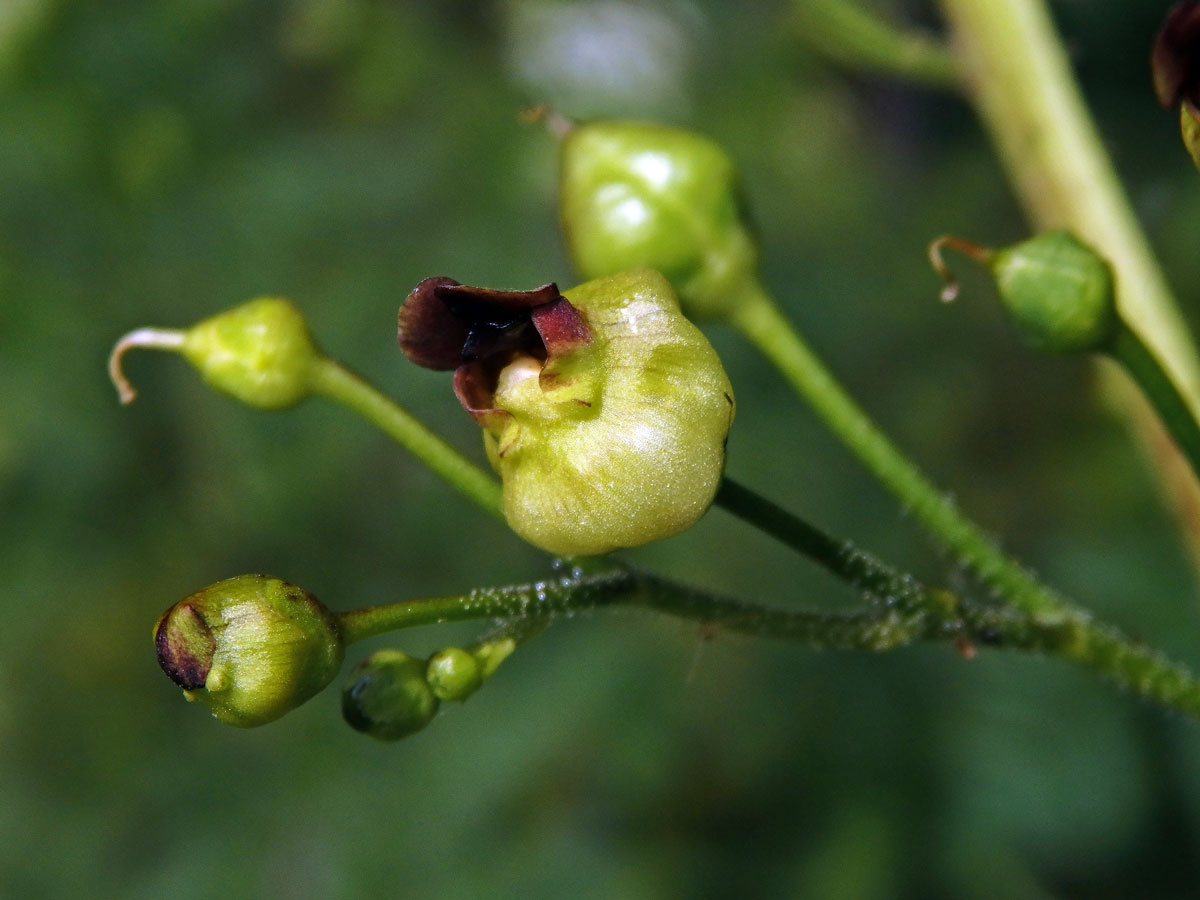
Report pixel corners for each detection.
[5,0,1200,896]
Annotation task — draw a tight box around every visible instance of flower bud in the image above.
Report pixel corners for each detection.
[989,230,1117,353]
[397,268,735,556]
[342,649,440,740]
[930,231,1117,354]
[110,297,322,408]
[154,575,344,727]
[558,119,757,320]
[425,647,483,702]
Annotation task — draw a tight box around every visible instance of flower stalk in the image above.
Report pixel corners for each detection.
[335,562,1200,719]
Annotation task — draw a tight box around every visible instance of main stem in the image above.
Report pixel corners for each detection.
[336,566,1200,718]
[729,282,1070,620]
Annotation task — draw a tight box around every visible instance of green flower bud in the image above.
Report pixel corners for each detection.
[990,231,1117,353]
[425,647,483,702]
[929,231,1117,354]
[558,119,757,320]
[154,575,344,727]
[397,269,735,556]
[342,649,440,740]
[109,297,322,408]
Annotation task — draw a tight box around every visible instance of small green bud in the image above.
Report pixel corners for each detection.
[425,647,483,701]
[342,649,440,740]
[397,269,735,556]
[154,575,344,727]
[929,231,1117,354]
[558,119,757,320]
[110,297,322,408]
[990,231,1117,353]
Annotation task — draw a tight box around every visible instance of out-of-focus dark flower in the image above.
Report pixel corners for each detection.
[1153,2,1200,167]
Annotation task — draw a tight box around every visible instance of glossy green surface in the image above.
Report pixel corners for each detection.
[5,2,1200,897]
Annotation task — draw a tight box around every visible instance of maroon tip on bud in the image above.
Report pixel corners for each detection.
[155,603,216,690]
[1154,2,1200,109]
[397,276,594,417]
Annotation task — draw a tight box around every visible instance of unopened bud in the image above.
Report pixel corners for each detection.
[154,575,344,727]
[341,649,440,740]
[110,297,322,408]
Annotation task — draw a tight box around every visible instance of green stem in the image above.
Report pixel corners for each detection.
[715,478,934,617]
[963,605,1200,718]
[336,566,1200,718]
[793,0,959,90]
[339,567,927,651]
[936,0,1200,415]
[728,280,1069,619]
[308,357,504,519]
[1111,323,1200,481]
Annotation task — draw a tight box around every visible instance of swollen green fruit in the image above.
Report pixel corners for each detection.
[397,269,735,556]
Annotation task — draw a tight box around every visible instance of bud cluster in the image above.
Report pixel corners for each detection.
[341,634,518,741]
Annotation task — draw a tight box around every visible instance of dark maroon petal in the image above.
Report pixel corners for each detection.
[436,281,563,312]
[453,363,514,432]
[531,297,592,360]
[398,277,469,370]
[1154,2,1200,107]
[155,603,215,690]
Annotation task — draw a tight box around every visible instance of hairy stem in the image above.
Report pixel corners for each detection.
[337,566,1200,718]
[729,280,1069,619]
[308,357,504,519]
[716,478,933,617]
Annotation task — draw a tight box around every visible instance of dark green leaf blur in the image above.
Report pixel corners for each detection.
[4,1,1200,896]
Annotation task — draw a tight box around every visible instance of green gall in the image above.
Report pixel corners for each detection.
[342,649,440,740]
[990,231,1117,353]
[154,575,344,727]
[559,119,757,320]
[425,647,483,701]
[109,297,322,408]
[397,269,735,556]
